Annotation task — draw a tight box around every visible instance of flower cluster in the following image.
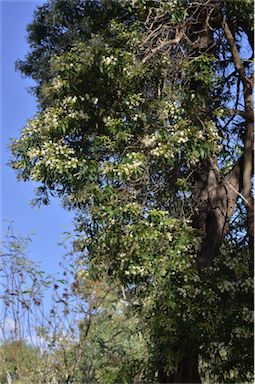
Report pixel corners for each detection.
[143,125,190,159]
[159,100,183,122]
[101,153,146,181]
[28,141,79,181]
[101,55,118,66]
[51,75,65,92]
[125,265,149,277]
[142,133,159,147]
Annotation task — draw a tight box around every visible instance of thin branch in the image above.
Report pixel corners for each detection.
[142,28,185,63]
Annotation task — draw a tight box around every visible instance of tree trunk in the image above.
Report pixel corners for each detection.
[243,91,254,254]
[223,17,254,254]
[169,355,201,384]
[158,352,201,383]
[193,157,243,268]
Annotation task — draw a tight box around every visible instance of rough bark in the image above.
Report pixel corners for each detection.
[193,157,243,268]
[193,16,254,269]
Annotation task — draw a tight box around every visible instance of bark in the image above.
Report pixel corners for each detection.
[157,351,201,383]
[193,157,243,268]
[243,88,254,253]
[223,17,254,254]
[169,355,201,384]
[193,16,254,268]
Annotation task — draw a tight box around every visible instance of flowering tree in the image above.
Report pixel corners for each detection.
[11,1,253,382]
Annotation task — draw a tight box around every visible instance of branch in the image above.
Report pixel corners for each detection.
[222,17,253,88]
[225,108,254,122]
[142,28,185,63]
[222,17,254,252]
[212,158,249,207]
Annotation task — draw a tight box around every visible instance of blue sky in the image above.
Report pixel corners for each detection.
[1,0,74,275]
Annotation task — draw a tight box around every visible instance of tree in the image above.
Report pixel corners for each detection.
[71,274,148,384]
[0,226,147,384]
[11,0,253,382]
[0,227,47,383]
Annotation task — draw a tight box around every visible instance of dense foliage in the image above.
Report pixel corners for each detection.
[9,0,254,383]
[0,229,147,383]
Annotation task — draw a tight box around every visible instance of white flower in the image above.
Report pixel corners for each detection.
[142,135,157,147]
[91,97,98,105]
[166,233,173,241]
[197,131,204,139]
[102,55,117,66]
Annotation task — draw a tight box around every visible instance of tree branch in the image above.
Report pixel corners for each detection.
[225,108,254,122]
[142,28,185,63]
[222,16,254,253]
[222,17,253,87]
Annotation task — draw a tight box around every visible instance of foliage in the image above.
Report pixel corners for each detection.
[9,0,254,383]
[0,341,41,383]
[145,242,253,383]
[73,278,148,383]
[0,228,148,383]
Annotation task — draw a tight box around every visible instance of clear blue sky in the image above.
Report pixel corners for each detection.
[1,0,74,275]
